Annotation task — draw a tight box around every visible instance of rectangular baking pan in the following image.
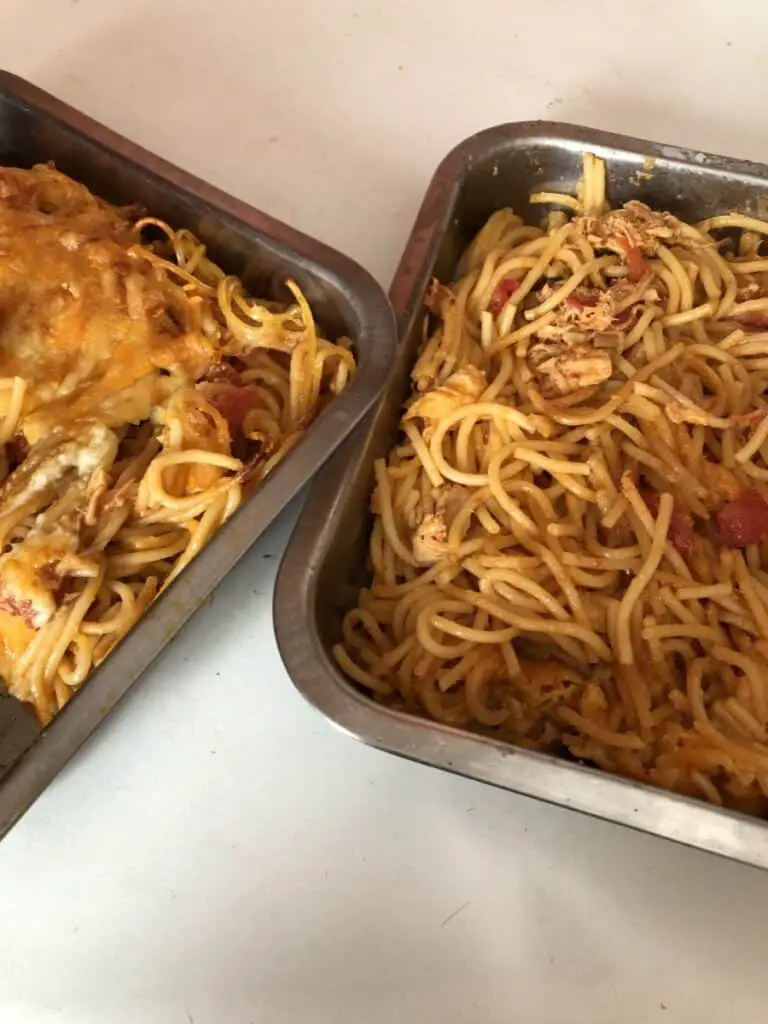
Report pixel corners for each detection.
[0,71,396,839]
[275,122,768,871]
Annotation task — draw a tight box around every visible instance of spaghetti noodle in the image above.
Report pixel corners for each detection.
[0,164,354,723]
[337,152,768,816]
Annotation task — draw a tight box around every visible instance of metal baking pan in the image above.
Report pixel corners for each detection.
[0,71,396,839]
[275,121,768,870]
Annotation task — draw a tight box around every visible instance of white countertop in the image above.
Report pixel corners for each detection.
[1,2,768,1021]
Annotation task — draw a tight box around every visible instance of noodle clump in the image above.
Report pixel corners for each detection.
[337,151,768,816]
[0,164,354,723]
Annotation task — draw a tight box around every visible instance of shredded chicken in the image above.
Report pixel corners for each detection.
[82,467,111,526]
[82,472,137,529]
[407,484,468,529]
[406,484,469,564]
[0,423,119,639]
[404,365,486,438]
[534,344,613,396]
[575,200,680,256]
[533,276,657,345]
[0,423,118,520]
[412,511,448,564]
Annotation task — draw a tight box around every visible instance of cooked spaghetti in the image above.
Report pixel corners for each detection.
[337,151,768,816]
[0,163,354,723]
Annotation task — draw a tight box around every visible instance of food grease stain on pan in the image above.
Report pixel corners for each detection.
[632,154,657,183]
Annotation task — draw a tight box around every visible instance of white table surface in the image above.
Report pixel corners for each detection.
[1,2,767,1021]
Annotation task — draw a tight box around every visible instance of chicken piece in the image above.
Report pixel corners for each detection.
[560,293,619,334]
[405,484,467,529]
[0,424,118,638]
[412,511,448,565]
[0,422,118,524]
[403,365,486,438]
[82,467,111,527]
[535,344,613,396]
[528,338,564,371]
[575,200,679,256]
[540,273,654,339]
[407,484,469,564]
[574,201,690,281]
[82,468,137,529]
[699,459,742,506]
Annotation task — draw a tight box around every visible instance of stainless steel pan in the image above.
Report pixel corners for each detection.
[275,121,768,870]
[0,72,396,839]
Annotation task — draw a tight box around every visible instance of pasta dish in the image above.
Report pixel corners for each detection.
[337,151,768,816]
[0,164,354,724]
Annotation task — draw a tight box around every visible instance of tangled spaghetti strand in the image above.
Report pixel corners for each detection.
[0,164,353,723]
[337,151,768,817]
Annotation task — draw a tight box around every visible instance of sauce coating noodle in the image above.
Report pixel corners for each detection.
[337,152,768,816]
[0,164,354,723]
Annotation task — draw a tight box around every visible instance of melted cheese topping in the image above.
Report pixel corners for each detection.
[0,165,216,443]
[0,609,35,656]
[0,530,74,626]
[0,164,355,721]
[0,165,219,685]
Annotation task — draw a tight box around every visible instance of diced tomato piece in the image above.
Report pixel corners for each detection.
[201,384,261,434]
[616,237,649,281]
[738,314,768,331]
[715,489,768,548]
[643,491,695,556]
[488,278,520,317]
